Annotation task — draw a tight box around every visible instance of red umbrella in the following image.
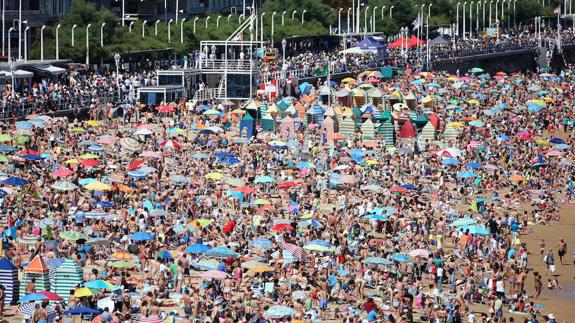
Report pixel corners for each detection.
[271,224,294,231]
[38,291,63,301]
[128,159,145,171]
[80,159,100,167]
[278,181,297,189]
[18,149,40,156]
[156,105,175,113]
[159,140,182,149]
[232,186,256,194]
[389,186,410,193]
[52,168,74,177]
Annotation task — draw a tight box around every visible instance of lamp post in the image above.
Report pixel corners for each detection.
[205,16,210,29]
[155,20,160,36]
[86,24,91,66]
[55,24,61,60]
[372,6,377,33]
[168,19,173,43]
[463,2,466,39]
[390,6,395,19]
[469,2,473,37]
[40,25,46,61]
[23,26,29,61]
[292,10,297,21]
[100,22,106,47]
[119,0,125,26]
[72,24,77,47]
[501,0,505,26]
[180,18,186,43]
[260,12,266,42]
[338,8,343,34]
[476,1,480,36]
[489,1,493,26]
[381,5,386,19]
[495,0,499,25]
[281,11,287,26]
[364,6,369,34]
[418,4,425,54]
[513,0,516,28]
[193,17,199,34]
[301,10,306,24]
[7,27,12,60]
[9,60,14,96]
[227,14,232,23]
[347,8,352,34]
[271,12,277,43]
[281,38,287,66]
[18,0,21,60]
[142,20,147,38]
[457,2,460,37]
[129,21,134,33]
[217,15,222,28]
[426,4,432,68]
[483,0,487,29]
[1,0,4,56]
[114,52,121,101]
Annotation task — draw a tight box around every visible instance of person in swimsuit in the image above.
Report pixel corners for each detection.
[182,289,193,319]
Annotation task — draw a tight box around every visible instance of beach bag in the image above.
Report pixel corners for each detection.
[543,255,548,263]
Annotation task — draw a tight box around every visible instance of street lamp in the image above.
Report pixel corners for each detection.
[372,6,377,33]
[281,38,287,65]
[193,17,199,34]
[142,20,147,38]
[338,8,343,34]
[180,18,186,43]
[40,25,46,61]
[381,5,386,19]
[483,0,487,28]
[155,20,160,36]
[129,21,134,33]
[261,12,266,42]
[23,26,29,61]
[301,10,306,24]
[364,6,369,34]
[347,8,352,34]
[476,1,480,35]
[513,0,517,28]
[426,4,433,68]
[389,6,394,19]
[271,12,277,44]
[463,2,466,39]
[119,0,125,26]
[55,24,61,60]
[281,11,287,26]
[495,0,499,25]
[9,60,14,97]
[7,27,13,60]
[292,10,297,21]
[72,24,77,47]
[114,52,121,101]
[227,14,232,23]
[217,15,222,28]
[168,19,173,43]
[469,2,473,38]
[86,24,91,65]
[489,0,493,26]
[100,22,106,47]
[457,2,460,37]
[205,16,210,29]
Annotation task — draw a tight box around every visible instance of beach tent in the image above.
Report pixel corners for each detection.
[279,116,296,139]
[260,113,275,132]
[405,93,417,109]
[258,103,268,118]
[0,257,19,304]
[399,120,416,139]
[378,120,395,147]
[20,255,50,295]
[361,104,381,120]
[239,113,255,139]
[419,122,436,142]
[428,113,440,130]
[339,117,355,137]
[443,125,459,142]
[306,105,324,125]
[361,119,376,141]
[54,258,83,299]
[379,110,393,123]
[412,114,429,128]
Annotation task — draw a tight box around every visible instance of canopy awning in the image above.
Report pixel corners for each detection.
[0,70,33,78]
[34,64,66,75]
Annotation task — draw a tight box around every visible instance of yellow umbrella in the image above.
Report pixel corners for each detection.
[535,139,552,146]
[86,120,101,127]
[268,140,286,146]
[74,287,101,297]
[64,158,79,164]
[300,213,313,219]
[190,219,213,228]
[530,99,546,106]
[79,153,99,159]
[0,154,8,163]
[205,172,224,180]
[254,198,271,205]
[467,99,480,105]
[70,127,85,133]
[341,77,356,84]
[226,178,245,186]
[85,181,112,191]
[447,122,465,128]
[365,159,378,165]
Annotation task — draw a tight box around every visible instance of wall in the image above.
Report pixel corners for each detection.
[432,49,538,74]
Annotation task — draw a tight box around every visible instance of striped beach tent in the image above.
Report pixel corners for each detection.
[20,255,50,295]
[443,125,459,142]
[339,117,355,137]
[419,122,436,142]
[361,119,376,141]
[54,258,83,300]
[379,120,395,147]
[0,257,19,304]
[46,258,65,294]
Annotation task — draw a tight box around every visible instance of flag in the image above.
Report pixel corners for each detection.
[412,13,422,30]
[314,64,329,76]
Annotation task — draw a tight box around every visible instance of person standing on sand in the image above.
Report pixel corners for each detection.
[532,272,542,299]
[557,239,567,265]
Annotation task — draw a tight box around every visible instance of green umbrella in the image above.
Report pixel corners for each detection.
[0,154,9,163]
[108,261,136,269]
[470,67,484,73]
[0,134,11,142]
[59,231,87,241]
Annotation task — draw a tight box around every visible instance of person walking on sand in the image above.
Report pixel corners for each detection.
[557,239,567,265]
[544,249,554,276]
[532,272,542,299]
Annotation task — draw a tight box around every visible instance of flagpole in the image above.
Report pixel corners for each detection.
[558,5,562,53]
[327,60,331,107]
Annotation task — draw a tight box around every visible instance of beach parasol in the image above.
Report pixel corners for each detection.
[85,280,113,289]
[264,305,296,319]
[59,231,87,241]
[184,244,212,254]
[74,287,101,297]
[130,232,153,241]
[204,246,240,259]
[200,270,229,280]
[51,181,78,191]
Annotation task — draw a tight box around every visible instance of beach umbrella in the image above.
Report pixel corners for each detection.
[52,168,74,177]
[80,159,100,167]
[214,152,236,158]
[50,181,78,191]
[362,257,393,265]
[85,181,111,191]
[38,291,64,301]
[233,186,255,194]
[169,175,189,184]
[19,303,57,317]
[119,138,141,152]
[470,67,484,73]
[205,172,224,180]
[555,144,571,150]
[21,154,44,161]
[271,224,293,231]
[191,153,210,159]
[15,121,33,130]
[140,151,162,158]
[79,178,96,186]
[303,243,334,252]
[469,120,485,127]
[549,138,565,144]
[159,140,182,149]
[442,158,461,166]
[450,218,478,227]
[184,244,212,254]
[110,251,133,261]
[460,225,490,235]
[361,184,384,191]
[264,305,296,319]
[134,128,153,136]
[391,253,410,263]
[220,157,241,164]
[130,232,153,241]
[389,186,410,193]
[408,249,431,258]
[87,145,104,152]
[19,292,48,302]
[107,261,136,269]
[59,231,87,241]
[3,177,28,186]
[456,170,477,178]
[0,154,8,163]
[85,280,113,290]
[465,162,482,168]
[254,176,275,183]
[127,159,145,171]
[200,270,229,280]
[156,105,175,113]
[156,250,174,261]
[205,246,240,259]
[253,198,271,205]
[128,170,148,178]
[251,238,273,249]
[366,214,389,221]
[0,145,16,152]
[74,287,101,298]
[63,306,100,316]
[79,153,99,159]
[0,134,11,142]
[193,259,220,271]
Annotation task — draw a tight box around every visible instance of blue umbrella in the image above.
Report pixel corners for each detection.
[456,170,477,178]
[254,176,275,183]
[130,232,153,241]
[214,152,235,158]
[465,162,481,169]
[191,153,210,159]
[157,250,174,260]
[0,145,16,152]
[362,257,393,265]
[3,177,28,186]
[549,138,565,144]
[87,145,104,152]
[460,225,490,235]
[348,148,364,164]
[391,253,410,263]
[267,145,288,150]
[92,201,112,208]
[80,140,98,146]
[555,144,571,150]
[15,121,33,130]
[63,306,100,316]
[19,293,48,303]
[199,129,215,135]
[296,161,315,169]
[128,170,148,178]
[400,184,417,190]
[442,158,461,166]
[85,280,112,289]
[220,157,241,164]
[298,82,311,94]
[185,244,212,253]
[21,154,44,160]
[251,238,273,249]
[264,305,296,319]
[205,246,240,258]
[498,134,510,142]
[225,190,244,201]
[449,218,478,227]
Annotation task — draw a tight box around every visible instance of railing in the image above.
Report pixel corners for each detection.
[199,59,252,72]
[193,88,224,102]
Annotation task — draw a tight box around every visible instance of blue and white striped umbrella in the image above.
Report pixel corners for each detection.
[15,121,33,130]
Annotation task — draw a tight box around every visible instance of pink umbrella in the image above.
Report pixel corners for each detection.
[546,150,563,156]
[52,168,74,177]
[97,135,118,145]
[339,175,357,184]
[140,151,162,159]
[136,123,156,130]
[200,270,229,280]
[408,249,430,258]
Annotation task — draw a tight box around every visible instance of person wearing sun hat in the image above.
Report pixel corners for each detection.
[546,313,556,323]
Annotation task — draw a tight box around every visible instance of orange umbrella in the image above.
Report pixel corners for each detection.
[300,95,315,103]
[110,250,133,261]
[510,175,525,182]
[327,133,346,140]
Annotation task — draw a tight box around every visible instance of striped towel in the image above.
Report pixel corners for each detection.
[281,242,304,260]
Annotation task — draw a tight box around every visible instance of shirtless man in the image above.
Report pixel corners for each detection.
[557,238,567,265]
[37,302,49,323]
[25,278,36,294]
[182,289,192,319]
